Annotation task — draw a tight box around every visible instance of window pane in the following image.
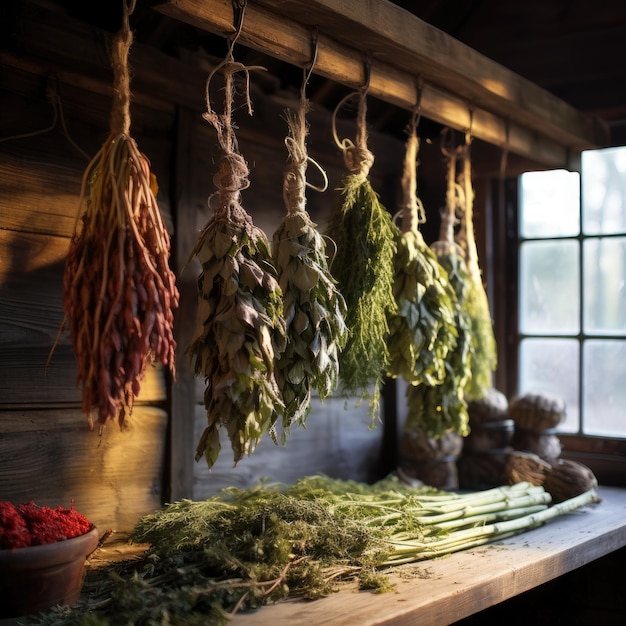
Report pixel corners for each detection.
[519,240,580,334]
[519,338,579,433]
[519,169,580,238]
[583,340,626,436]
[582,146,626,235]
[584,237,626,334]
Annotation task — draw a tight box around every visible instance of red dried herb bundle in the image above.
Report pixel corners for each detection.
[0,501,93,549]
[60,4,178,429]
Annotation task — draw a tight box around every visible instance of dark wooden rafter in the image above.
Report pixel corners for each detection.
[154,0,610,169]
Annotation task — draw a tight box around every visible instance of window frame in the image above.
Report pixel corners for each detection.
[489,175,626,487]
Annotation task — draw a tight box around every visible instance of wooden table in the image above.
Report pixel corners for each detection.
[229,486,626,626]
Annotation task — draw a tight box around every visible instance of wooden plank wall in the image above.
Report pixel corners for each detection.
[0,1,427,531]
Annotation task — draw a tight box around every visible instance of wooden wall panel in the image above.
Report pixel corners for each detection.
[0,0,420,529]
[193,395,385,500]
[0,407,167,532]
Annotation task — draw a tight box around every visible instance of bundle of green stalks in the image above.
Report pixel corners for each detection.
[32,476,599,626]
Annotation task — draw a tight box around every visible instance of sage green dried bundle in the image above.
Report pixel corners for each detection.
[404,243,474,438]
[326,91,398,420]
[388,229,458,386]
[272,103,348,432]
[189,210,287,468]
[188,56,286,468]
[404,137,475,440]
[387,128,458,386]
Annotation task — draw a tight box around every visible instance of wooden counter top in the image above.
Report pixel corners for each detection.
[229,486,626,626]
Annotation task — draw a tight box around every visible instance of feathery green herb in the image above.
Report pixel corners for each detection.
[31,476,599,626]
[327,92,398,421]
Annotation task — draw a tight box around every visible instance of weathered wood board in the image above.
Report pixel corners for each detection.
[192,394,385,499]
[0,407,168,532]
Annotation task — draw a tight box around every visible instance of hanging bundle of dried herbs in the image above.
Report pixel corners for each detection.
[187,37,286,468]
[272,77,348,431]
[57,1,178,430]
[326,88,398,421]
[387,116,458,386]
[405,142,473,438]
[455,132,498,400]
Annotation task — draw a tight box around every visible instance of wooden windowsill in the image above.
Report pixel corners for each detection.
[229,486,626,626]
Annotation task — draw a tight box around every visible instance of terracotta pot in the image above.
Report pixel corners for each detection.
[0,526,99,618]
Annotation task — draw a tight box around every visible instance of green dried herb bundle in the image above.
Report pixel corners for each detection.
[404,143,474,438]
[326,90,398,420]
[387,122,458,386]
[455,135,497,400]
[188,56,286,468]
[272,95,348,431]
[406,243,473,437]
[32,476,599,626]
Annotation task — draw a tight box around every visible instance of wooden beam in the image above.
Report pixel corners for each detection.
[154,0,609,169]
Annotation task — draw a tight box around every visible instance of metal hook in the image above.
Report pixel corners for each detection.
[440,126,462,159]
[410,76,424,132]
[465,105,474,145]
[361,51,372,93]
[228,0,247,52]
[301,26,319,96]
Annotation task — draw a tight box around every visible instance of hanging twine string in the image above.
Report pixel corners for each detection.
[400,112,426,234]
[461,129,477,266]
[332,90,375,179]
[283,102,309,215]
[283,74,328,214]
[109,0,135,137]
[201,2,265,223]
[440,130,460,245]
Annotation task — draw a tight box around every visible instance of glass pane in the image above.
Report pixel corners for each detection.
[584,237,626,334]
[582,146,626,235]
[519,338,579,433]
[583,340,626,436]
[519,169,580,238]
[519,240,580,334]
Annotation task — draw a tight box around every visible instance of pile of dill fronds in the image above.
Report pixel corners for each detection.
[31,475,599,626]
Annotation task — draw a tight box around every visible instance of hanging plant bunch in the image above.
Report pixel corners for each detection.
[272,87,348,432]
[455,132,498,400]
[406,140,473,438]
[61,2,178,431]
[326,87,399,421]
[387,117,458,387]
[188,47,287,468]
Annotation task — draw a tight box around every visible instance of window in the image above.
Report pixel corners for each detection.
[518,147,626,438]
